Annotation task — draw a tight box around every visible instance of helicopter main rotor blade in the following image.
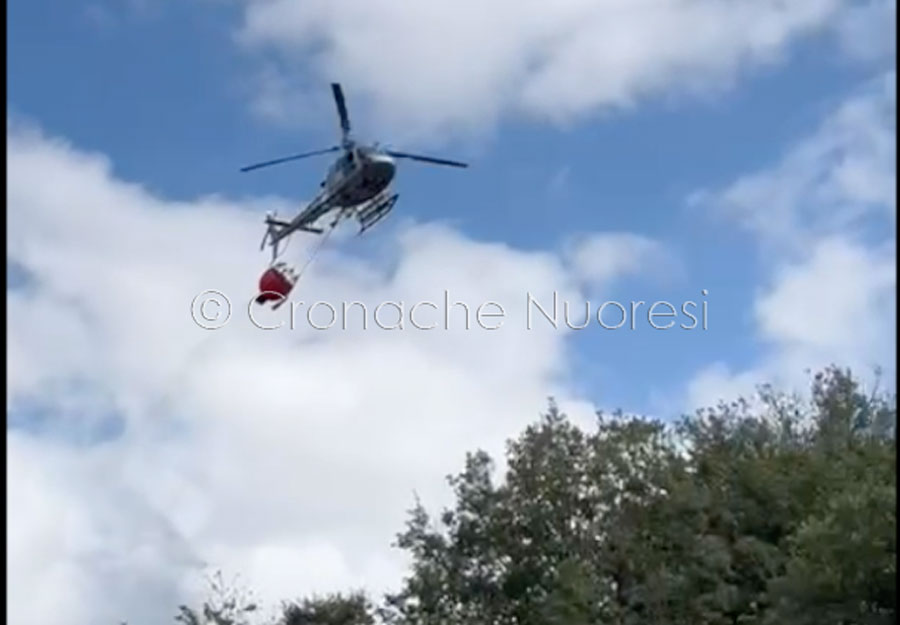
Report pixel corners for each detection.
[385,150,468,168]
[240,146,340,172]
[332,83,351,138]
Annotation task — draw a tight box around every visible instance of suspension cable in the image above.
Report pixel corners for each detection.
[289,210,345,283]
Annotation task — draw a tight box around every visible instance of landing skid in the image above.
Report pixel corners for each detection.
[260,192,397,263]
[355,192,398,235]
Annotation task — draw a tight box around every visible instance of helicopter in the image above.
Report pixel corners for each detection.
[241,83,469,262]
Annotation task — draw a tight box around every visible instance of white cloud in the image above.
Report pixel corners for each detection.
[685,73,896,410]
[688,234,896,409]
[689,70,896,251]
[686,362,763,413]
[7,120,653,624]
[7,431,204,625]
[562,231,682,290]
[233,0,849,145]
[755,236,895,357]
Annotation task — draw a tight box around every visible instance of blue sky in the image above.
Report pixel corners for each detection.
[10,0,886,413]
[7,1,896,622]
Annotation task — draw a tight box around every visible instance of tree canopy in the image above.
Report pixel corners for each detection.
[162,366,896,625]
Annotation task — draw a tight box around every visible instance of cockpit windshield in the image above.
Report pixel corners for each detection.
[327,151,355,179]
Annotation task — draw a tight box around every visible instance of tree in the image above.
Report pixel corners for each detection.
[383,367,895,625]
[173,571,260,625]
[281,592,375,625]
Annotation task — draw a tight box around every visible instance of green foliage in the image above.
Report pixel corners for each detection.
[382,366,896,625]
[281,591,375,625]
[168,574,375,625]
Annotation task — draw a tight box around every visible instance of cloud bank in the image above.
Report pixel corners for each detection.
[686,70,896,409]
[234,0,872,144]
[7,119,670,624]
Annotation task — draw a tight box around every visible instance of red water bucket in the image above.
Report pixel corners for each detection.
[256,264,296,304]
